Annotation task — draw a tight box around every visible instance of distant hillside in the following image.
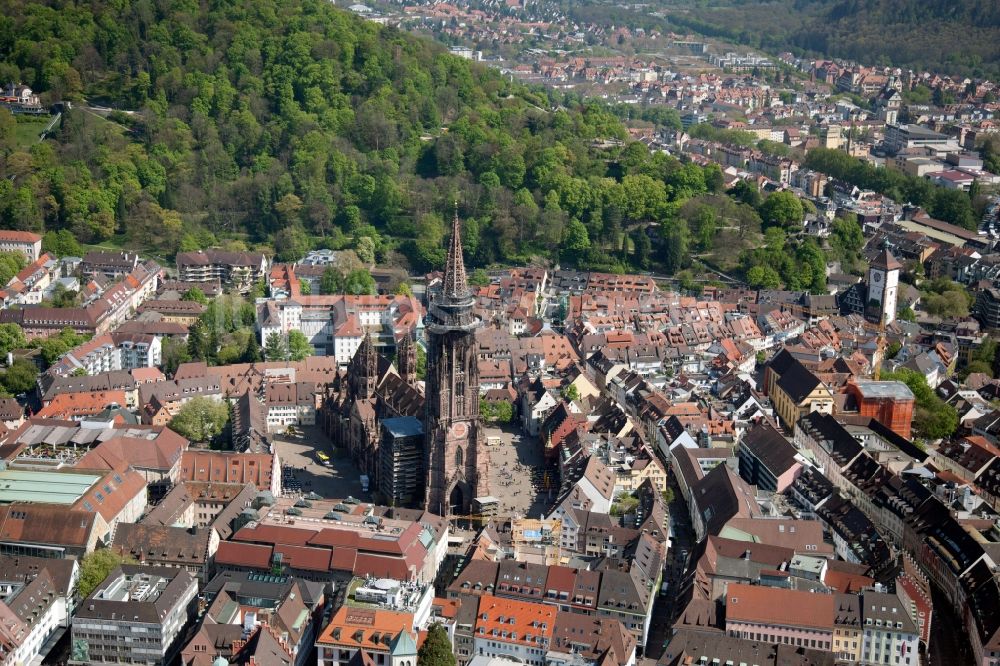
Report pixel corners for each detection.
[0,0,662,273]
[665,0,1000,80]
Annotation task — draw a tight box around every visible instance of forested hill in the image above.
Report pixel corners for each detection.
[0,0,674,272]
[667,0,1000,80]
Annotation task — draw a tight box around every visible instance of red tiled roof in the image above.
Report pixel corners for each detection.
[273,544,332,572]
[234,524,315,547]
[474,594,556,648]
[73,464,147,523]
[316,606,415,650]
[308,529,361,549]
[330,547,359,572]
[179,451,274,490]
[0,231,41,243]
[354,553,412,580]
[725,583,834,631]
[215,541,273,569]
[543,566,577,593]
[36,391,128,419]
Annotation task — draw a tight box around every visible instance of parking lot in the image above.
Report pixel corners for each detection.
[272,425,365,500]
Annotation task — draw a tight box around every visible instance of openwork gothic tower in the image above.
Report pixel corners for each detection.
[423,211,490,516]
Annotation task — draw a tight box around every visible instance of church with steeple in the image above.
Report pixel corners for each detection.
[422,210,491,516]
[322,210,489,516]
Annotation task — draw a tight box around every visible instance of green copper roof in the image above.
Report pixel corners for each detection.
[389,630,418,656]
[717,525,761,543]
[0,469,101,504]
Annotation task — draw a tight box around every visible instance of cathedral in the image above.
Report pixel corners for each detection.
[322,212,490,517]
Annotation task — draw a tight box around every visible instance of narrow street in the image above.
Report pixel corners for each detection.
[645,469,694,660]
[927,583,974,666]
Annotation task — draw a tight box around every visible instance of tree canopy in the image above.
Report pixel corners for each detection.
[416,623,455,666]
[920,277,972,319]
[0,0,789,278]
[77,549,137,599]
[0,323,26,358]
[168,396,230,443]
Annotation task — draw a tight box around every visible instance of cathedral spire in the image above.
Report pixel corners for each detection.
[443,205,469,300]
[349,331,379,400]
[397,330,416,385]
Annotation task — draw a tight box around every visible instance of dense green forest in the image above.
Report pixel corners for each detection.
[660,0,1000,80]
[0,0,969,292]
[0,0,746,276]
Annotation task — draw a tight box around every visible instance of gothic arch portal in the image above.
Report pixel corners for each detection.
[449,481,468,515]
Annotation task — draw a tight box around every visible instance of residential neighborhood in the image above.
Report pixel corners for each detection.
[1,0,1000,664]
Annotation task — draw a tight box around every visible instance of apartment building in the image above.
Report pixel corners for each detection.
[70,565,197,665]
[738,419,804,492]
[264,381,319,432]
[80,251,141,278]
[0,230,42,261]
[472,595,556,666]
[314,606,418,666]
[0,260,160,339]
[724,583,835,650]
[176,249,269,292]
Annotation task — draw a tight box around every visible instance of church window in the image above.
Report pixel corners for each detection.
[455,446,464,467]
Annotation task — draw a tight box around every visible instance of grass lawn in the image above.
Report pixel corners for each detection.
[12,118,50,149]
[80,238,128,253]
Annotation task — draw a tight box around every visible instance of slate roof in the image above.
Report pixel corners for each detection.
[691,464,762,536]
[75,564,196,625]
[776,360,824,403]
[740,420,799,477]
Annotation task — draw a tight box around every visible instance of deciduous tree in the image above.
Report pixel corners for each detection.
[78,550,137,599]
[169,396,230,442]
[288,330,312,361]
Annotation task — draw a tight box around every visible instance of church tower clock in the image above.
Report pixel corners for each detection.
[867,247,901,325]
